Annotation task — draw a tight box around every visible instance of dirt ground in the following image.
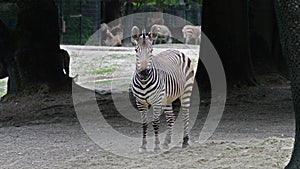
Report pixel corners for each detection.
[0,72,295,169]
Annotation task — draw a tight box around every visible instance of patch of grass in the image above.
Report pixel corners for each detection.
[108,54,134,59]
[0,80,6,86]
[0,80,7,97]
[0,88,6,97]
[70,53,79,58]
[91,68,115,75]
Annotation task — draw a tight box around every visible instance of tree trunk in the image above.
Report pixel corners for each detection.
[196,0,256,89]
[275,0,300,168]
[249,0,287,76]
[0,18,12,93]
[0,19,9,79]
[1,0,70,95]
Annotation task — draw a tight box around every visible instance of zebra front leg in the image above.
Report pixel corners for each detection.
[137,101,149,153]
[152,105,162,152]
[162,104,174,149]
[185,37,189,45]
[195,38,199,45]
[139,110,148,152]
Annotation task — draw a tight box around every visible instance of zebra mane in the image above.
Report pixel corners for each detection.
[142,28,148,39]
[141,28,147,44]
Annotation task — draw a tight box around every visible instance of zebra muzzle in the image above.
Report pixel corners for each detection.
[139,69,150,80]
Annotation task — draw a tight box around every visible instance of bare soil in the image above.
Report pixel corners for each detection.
[0,73,295,169]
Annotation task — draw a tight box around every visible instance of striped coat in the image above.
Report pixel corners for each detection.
[131,26,194,152]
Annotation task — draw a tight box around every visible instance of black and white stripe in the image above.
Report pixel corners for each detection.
[131,27,194,152]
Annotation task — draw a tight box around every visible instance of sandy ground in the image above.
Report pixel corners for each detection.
[0,82,295,169]
[0,45,296,169]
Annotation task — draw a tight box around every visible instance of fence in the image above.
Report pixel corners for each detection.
[0,1,202,45]
[59,0,101,45]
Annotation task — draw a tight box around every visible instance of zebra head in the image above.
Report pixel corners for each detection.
[131,26,157,80]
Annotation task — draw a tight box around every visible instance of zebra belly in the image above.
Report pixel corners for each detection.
[161,95,180,105]
[146,89,182,105]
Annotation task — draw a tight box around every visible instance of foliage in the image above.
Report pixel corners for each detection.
[0,1,94,44]
[143,0,179,7]
[0,2,17,29]
[132,0,203,9]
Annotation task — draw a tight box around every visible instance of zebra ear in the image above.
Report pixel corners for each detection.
[131,26,140,46]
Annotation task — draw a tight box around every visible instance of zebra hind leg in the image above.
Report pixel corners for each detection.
[180,93,192,148]
[162,104,174,149]
[181,106,190,148]
[181,70,194,148]
[152,105,162,153]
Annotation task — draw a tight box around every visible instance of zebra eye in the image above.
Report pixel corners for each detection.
[135,48,138,52]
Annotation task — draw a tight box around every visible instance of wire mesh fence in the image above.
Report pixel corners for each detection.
[0,1,202,45]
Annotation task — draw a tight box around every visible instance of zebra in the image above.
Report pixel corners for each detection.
[182,25,202,45]
[150,24,172,44]
[131,26,195,152]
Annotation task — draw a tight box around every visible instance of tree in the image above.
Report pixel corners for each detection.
[130,0,203,12]
[1,0,71,95]
[199,0,299,167]
[196,0,256,89]
[196,0,286,89]
[249,0,286,76]
[275,0,300,168]
[132,0,179,11]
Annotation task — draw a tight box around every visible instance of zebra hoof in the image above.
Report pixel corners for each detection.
[154,146,161,153]
[139,147,147,153]
[182,143,189,148]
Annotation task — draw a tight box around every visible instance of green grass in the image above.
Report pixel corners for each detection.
[108,54,133,59]
[0,80,7,97]
[70,53,79,58]
[0,81,6,86]
[0,88,6,97]
[91,68,115,75]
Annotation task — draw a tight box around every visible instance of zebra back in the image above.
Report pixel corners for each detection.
[142,49,194,104]
[153,50,194,87]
